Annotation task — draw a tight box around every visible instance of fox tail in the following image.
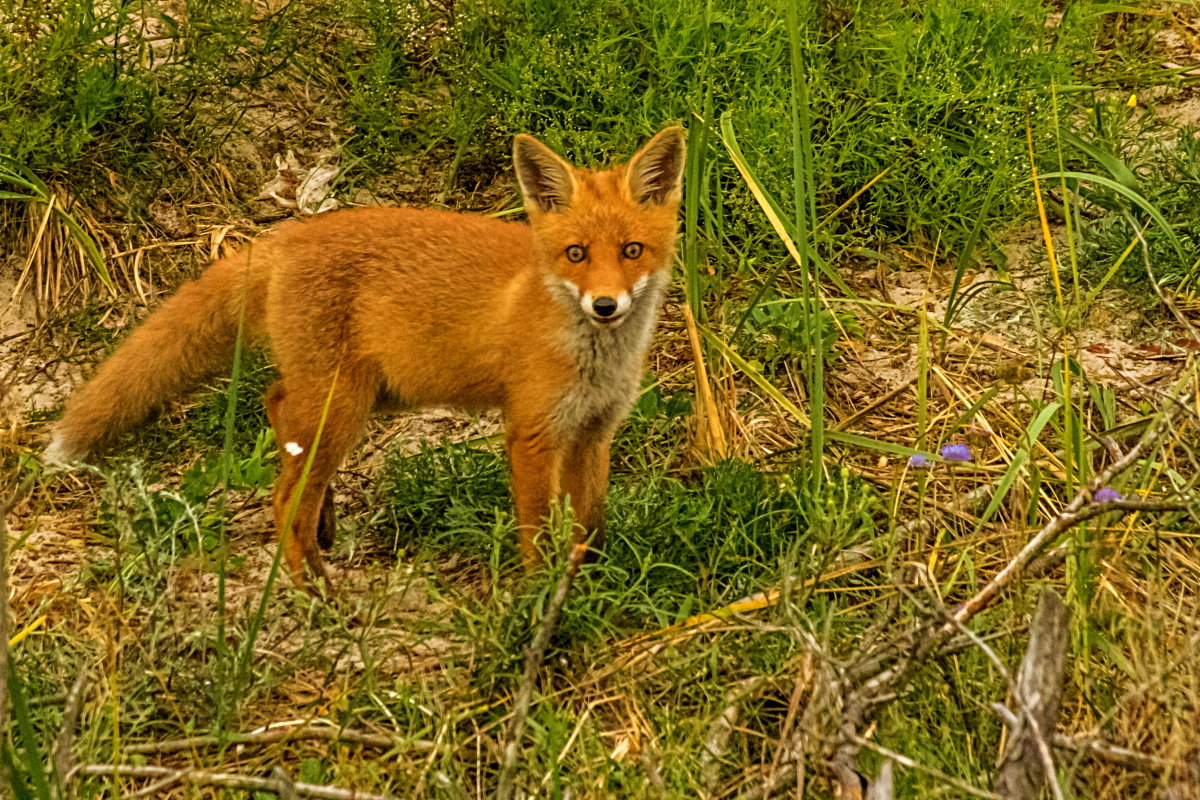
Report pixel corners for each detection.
[46,249,266,464]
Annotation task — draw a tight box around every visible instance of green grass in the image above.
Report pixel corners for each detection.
[381,443,877,620]
[444,0,1113,256]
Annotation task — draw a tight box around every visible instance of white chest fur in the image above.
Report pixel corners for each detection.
[547,271,667,437]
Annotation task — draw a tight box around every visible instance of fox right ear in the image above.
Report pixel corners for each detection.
[513,134,577,214]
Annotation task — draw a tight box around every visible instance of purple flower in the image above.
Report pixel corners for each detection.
[1093,487,1122,504]
[908,454,930,468]
[939,444,973,463]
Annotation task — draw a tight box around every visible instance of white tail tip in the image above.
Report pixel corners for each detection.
[43,435,83,468]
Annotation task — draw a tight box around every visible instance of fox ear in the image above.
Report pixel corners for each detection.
[626,126,686,206]
[513,134,577,213]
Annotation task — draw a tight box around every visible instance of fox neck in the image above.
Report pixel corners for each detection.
[541,268,668,433]
[543,269,666,359]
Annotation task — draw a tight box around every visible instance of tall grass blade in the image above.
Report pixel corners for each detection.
[230,365,342,726]
[974,402,1062,532]
[1040,170,1188,266]
[786,2,824,484]
[4,665,53,800]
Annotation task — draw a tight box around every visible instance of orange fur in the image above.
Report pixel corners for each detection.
[48,127,686,586]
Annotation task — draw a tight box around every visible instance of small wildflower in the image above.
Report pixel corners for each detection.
[939,444,973,463]
[1093,487,1122,504]
[284,441,305,457]
[908,454,930,468]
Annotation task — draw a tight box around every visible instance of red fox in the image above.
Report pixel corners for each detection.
[46,127,686,586]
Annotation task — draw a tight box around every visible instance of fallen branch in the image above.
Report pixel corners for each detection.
[700,679,762,797]
[70,763,396,800]
[751,389,1195,798]
[1052,733,1171,773]
[994,589,1070,800]
[948,396,1195,630]
[495,544,585,800]
[53,665,89,787]
[123,722,433,755]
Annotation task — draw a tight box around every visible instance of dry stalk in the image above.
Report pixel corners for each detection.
[682,301,729,461]
[70,763,395,800]
[495,544,585,800]
[122,723,435,755]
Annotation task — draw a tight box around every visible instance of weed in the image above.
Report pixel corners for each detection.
[739,297,861,375]
[1073,123,1200,291]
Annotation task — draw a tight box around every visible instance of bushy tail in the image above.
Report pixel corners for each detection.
[47,250,267,463]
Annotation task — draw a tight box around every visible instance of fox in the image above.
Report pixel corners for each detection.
[45,126,686,586]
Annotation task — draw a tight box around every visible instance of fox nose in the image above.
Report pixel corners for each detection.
[593,296,618,317]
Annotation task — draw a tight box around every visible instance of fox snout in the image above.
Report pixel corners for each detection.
[571,272,656,327]
[582,290,632,325]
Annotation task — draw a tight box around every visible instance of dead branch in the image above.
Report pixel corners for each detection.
[52,664,89,787]
[700,679,761,797]
[273,766,300,800]
[70,763,396,800]
[122,723,434,755]
[495,544,585,800]
[869,760,894,800]
[1053,733,1171,773]
[949,395,1195,630]
[994,589,1070,800]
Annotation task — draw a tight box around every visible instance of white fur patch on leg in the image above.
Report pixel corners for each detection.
[284,441,305,457]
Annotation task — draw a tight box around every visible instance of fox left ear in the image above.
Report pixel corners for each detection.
[626,126,686,206]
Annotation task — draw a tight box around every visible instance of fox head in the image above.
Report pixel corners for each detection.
[513,127,686,328]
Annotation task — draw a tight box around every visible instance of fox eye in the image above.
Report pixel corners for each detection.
[622,242,643,259]
[565,245,587,263]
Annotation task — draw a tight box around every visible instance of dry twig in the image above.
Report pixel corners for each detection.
[495,544,585,800]
[747,389,1195,798]
[1052,733,1170,773]
[70,763,395,800]
[122,722,433,755]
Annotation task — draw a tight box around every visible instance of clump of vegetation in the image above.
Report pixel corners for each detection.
[0,1,306,180]
[382,442,877,616]
[444,0,1100,256]
[1072,117,1200,292]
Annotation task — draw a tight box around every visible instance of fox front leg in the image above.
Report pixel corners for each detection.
[505,422,564,569]
[559,428,614,563]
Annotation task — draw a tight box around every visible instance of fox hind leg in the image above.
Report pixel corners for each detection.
[266,367,376,588]
[317,493,338,550]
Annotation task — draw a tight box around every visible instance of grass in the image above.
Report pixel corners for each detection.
[3,0,1200,798]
